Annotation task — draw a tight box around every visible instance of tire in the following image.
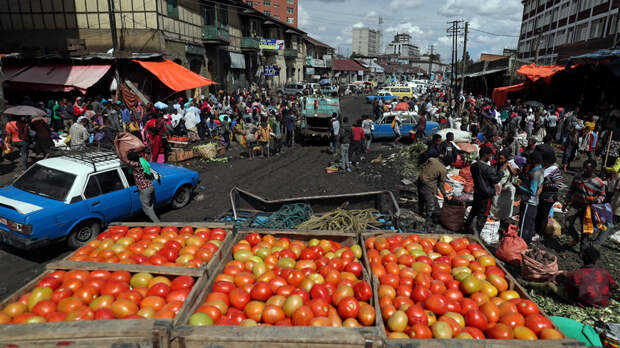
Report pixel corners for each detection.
[67,220,101,249]
[171,185,191,209]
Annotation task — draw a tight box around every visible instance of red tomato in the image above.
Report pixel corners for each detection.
[405,304,428,326]
[229,288,251,310]
[245,233,261,246]
[517,300,539,316]
[31,300,56,317]
[213,281,235,294]
[445,300,461,313]
[166,288,191,303]
[423,294,448,315]
[101,281,130,297]
[310,283,331,301]
[500,312,525,328]
[459,298,478,315]
[88,270,111,281]
[344,262,363,277]
[525,314,553,334]
[158,247,178,262]
[170,276,195,291]
[486,323,514,339]
[337,296,359,319]
[443,289,464,302]
[353,281,372,302]
[410,323,433,338]
[292,305,314,326]
[309,298,329,317]
[464,309,488,331]
[262,304,285,324]
[250,282,273,301]
[464,326,486,339]
[429,280,447,295]
[293,288,310,303]
[146,283,171,298]
[51,288,73,304]
[37,276,61,290]
[412,286,432,302]
[210,228,227,241]
[109,270,131,283]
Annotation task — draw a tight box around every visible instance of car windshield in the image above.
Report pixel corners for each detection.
[13,164,76,201]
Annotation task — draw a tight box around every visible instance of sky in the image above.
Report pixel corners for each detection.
[297,0,524,63]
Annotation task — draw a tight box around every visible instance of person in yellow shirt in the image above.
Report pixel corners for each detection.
[584,113,596,132]
[258,120,271,157]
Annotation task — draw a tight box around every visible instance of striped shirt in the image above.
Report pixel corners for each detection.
[541,165,563,202]
[568,175,606,207]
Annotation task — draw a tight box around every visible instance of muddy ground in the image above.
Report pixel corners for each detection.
[0,96,617,317]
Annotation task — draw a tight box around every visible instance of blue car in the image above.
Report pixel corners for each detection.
[372,112,440,139]
[0,152,199,250]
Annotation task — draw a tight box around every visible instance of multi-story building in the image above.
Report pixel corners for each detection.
[517,0,620,64]
[352,27,380,56]
[385,33,420,58]
[243,0,298,27]
[304,36,335,81]
[0,0,309,93]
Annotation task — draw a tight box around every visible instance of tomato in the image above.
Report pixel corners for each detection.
[282,294,304,317]
[353,281,372,302]
[332,285,354,306]
[146,283,171,298]
[439,316,462,335]
[101,280,130,297]
[387,310,408,332]
[357,303,376,326]
[57,297,84,314]
[196,304,222,322]
[51,288,73,304]
[540,328,564,339]
[292,288,310,303]
[226,287,249,310]
[405,304,428,326]
[65,270,89,282]
[245,233,261,246]
[212,281,235,294]
[45,311,67,322]
[486,323,514,339]
[170,276,195,290]
[517,300,540,316]
[249,282,272,301]
[464,326,486,339]
[74,287,98,305]
[514,325,538,340]
[111,298,139,318]
[431,321,453,338]
[37,276,61,290]
[210,228,227,241]
[310,283,331,301]
[411,323,433,338]
[166,288,191,303]
[268,277,287,293]
[411,286,431,302]
[524,314,553,334]
[498,301,519,317]
[292,305,314,326]
[276,285,295,297]
[464,309,488,331]
[337,296,359,319]
[424,294,448,315]
[109,270,131,283]
[480,302,500,323]
[429,280,447,295]
[31,299,56,317]
[259,304,283,324]
[344,262,363,278]
[309,298,329,317]
[443,289,463,302]
[500,312,525,328]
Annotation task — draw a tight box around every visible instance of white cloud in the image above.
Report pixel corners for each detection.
[389,0,423,10]
[385,22,424,37]
[352,22,365,28]
[366,11,377,17]
[318,26,327,32]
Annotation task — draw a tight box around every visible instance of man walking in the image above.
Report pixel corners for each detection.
[417,153,448,231]
[127,151,160,222]
[5,116,30,172]
[69,117,90,149]
[464,146,503,236]
[517,151,544,243]
[361,115,374,151]
[439,132,458,166]
[339,117,352,172]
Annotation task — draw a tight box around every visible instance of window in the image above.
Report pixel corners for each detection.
[589,17,605,39]
[264,10,271,15]
[166,0,178,18]
[575,23,588,41]
[287,7,294,14]
[580,0,590,11]
[287,17,294,24]
[287,0,294,4]
[14,164,76,201]
[84,177,101,199]
[84,170,124,199]
[122,167,136,187]
[219,6,229,26]
[264,0,270,6]
[560,3,569,18]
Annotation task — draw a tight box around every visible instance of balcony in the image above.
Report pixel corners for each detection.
[283,48,297,58]
[241,37,260,50]
[202,25,230,44]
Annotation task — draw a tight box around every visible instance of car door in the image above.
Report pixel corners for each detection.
[121,167,143,215]
[83,169,132,224]
[400,114,414,135]
[373,116,394,139]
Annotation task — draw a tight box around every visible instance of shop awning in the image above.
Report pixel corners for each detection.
[492,82,528,107]
[229,52,246,69]
[133,59,215,92]
[517,63,565,83]
[6,64,111,93]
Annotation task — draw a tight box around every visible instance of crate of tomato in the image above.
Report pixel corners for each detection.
[172,229,383,348]
[49,223,233,278]
[0,266,207,348]
[362,231,581,346]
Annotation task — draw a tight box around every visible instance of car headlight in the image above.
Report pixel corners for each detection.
[8,221,32,235]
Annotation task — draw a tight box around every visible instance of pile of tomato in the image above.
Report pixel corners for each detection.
[188,233,376,327]
[68,225,227,267]
[0,270,195,324]
[366,234,564,340]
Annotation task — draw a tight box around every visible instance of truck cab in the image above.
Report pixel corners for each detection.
[300,97,341,140]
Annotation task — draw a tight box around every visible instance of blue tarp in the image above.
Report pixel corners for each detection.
[567,49,620,65]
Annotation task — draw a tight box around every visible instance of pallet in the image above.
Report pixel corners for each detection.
[172,230,383,348]
[47,223,234,278]
[361,231,585,347]
[0,265,208,348]
[167,149,198,163]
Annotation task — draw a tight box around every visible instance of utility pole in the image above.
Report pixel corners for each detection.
[428,45,435,79]
[108,0,120,101]
[534,33,542,65]
[460,21,468,95]
[446,20,463,101]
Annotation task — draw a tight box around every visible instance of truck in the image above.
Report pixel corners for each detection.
[299,96,340,140]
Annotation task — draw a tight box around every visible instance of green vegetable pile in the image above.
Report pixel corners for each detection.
[528,289,620,326]
[394,143,427,179]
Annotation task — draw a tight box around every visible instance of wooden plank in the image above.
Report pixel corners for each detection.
[172,230,383,348]
[361,231,584,346]
[46,260,205,277]
[110,222,232,228]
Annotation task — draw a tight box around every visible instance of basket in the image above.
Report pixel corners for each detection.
[196,143,217,159]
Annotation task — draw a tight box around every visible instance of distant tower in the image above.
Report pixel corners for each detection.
[378,17,383,55]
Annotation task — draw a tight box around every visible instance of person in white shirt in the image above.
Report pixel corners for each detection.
[361,115,374,151]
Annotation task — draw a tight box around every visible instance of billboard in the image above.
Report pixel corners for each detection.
[264,65,279,76]
[260,39,285,50]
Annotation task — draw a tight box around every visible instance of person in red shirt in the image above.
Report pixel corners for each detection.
[350,120,364,167]
[5,116,30,172]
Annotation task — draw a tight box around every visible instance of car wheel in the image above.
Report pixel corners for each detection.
[67,220,101,249]
[171,185,191,209]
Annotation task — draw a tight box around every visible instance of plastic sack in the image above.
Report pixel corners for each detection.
[114,132,146,163]
[440,202,466,232]
[495,224,528,266]
[545,217,562,237]
[521,249,559,282]
[480,219,501,244]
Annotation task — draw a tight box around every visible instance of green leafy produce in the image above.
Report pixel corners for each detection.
[528,289,620,326]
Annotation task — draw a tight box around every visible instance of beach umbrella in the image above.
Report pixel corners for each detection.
[154,101,168,109]
[394,102,410,111]
[3,105,46,117]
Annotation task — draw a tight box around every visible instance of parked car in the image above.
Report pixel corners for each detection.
[365,91,398,103]
[372,112,440,139]
[277,83,306,96]
[0,152,199,250]
[320,85,338,96]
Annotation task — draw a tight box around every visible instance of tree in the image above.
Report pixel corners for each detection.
[350,52,364,59]
[457,51,473,69]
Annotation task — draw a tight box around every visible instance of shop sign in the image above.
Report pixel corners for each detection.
[264,65,279,76]
[260,39,285,50]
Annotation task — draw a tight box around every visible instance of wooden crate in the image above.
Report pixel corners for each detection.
[172,230,384,348]
[48,223,234,278]
[168,149,198,163]
[361,231,584,347]
[0,266,209,348]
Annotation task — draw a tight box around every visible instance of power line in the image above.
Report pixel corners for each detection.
[469,27,519,37]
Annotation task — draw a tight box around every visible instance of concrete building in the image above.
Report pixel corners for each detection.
[517,0,620,64]
[304,36,334,81]
[243,0,298,27]
[352,27,380,56]
[0,0,308,92]
[385,33,420,58]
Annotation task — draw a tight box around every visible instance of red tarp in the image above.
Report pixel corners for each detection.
[133,59,215,92]
[6,64,111,93]
[492,82,527,107]
[517,63,565,83]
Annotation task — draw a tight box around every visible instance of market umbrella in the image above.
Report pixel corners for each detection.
[394,102,410,111]
[3,105,46,117]
[524,100,544,108]
[319,79,331,85]
[352,81,364,86]
[154,101,168,109]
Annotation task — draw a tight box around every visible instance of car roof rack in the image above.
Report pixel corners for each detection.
[60,146,120,172]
